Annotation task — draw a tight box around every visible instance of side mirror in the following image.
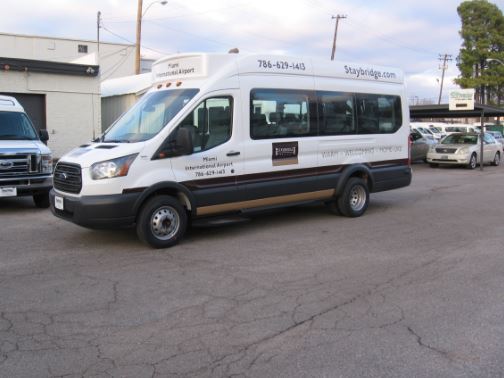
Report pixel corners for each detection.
[39,129,49,143]
[155,127,194,159]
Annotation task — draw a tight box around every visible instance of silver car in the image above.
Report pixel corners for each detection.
[410,130,436,162]
[426,133,502,169]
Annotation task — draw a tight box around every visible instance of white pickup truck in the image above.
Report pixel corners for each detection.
[0,95,53,207]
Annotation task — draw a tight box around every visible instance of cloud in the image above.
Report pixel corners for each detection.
[1,0,501,100]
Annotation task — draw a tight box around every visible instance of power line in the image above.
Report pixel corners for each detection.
[100,23,172,55]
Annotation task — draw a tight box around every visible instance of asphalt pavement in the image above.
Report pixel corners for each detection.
[0,163,503,378]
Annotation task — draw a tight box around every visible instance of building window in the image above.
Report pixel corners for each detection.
[78,44,88,54]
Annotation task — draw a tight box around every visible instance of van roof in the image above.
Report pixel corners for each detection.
[151,53,404,85]
[0,95,24,112]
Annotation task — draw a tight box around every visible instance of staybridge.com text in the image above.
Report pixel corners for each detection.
[344,65,397,80]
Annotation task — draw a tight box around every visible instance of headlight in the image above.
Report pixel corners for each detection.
[91,154,138,180]
[41,154,53,173]
[429,145,437,152]
[456,147,469,155]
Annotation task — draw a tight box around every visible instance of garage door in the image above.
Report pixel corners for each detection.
[0,93,46,133]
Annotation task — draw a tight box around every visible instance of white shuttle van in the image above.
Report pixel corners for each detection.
[50,53,412,248]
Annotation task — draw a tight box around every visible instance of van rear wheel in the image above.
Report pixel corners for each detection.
[336,177,369,217]
[136,195,187,249]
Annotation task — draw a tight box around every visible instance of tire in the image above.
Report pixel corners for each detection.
[33,192,50,208]
[429,163,438,168]
[336,177,369,217]
[467,153,477,169]
[136,195,187,249]
[491,152,501,166]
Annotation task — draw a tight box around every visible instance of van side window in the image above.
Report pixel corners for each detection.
[319,92,355,135]
[356,94,402,134]
[179,97,232,152]
[250,90,316,139]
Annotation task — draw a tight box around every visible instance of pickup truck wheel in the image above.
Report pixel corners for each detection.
[337,177,369,217]
[33,192,50,208]
[136,195,187,249]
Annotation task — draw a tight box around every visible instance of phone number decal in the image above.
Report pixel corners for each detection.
[258,60,306,71]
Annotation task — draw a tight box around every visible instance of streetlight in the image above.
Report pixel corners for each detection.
[135,0,167,75]
[486,58,504,65]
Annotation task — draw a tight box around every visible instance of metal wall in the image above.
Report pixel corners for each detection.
[101,94,138,132]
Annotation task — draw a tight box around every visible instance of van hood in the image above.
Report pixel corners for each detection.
[59,143,145,168]
[0,140,51,154]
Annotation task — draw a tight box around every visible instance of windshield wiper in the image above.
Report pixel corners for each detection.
[102,139,131,143]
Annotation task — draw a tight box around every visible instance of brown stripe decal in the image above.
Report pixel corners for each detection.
[196,189,335,216]
[183,160,409,190]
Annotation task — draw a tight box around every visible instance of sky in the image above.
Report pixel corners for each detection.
[1,0,503,103]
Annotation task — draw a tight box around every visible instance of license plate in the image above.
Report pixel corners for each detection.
[0,187,17,197]
[441,155,449,160]
[55,195,64,210]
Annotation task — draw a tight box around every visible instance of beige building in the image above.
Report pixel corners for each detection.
[0,32,136,80]
[0,32,137,158]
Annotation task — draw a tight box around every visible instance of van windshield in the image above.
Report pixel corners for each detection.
[0,111,38,140]
[103,89,199,143]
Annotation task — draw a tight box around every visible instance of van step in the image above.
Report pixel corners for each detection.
[192,216,250,228]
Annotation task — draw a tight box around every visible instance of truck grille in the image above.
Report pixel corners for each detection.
[0,153,40,178]
[53,162,82,194]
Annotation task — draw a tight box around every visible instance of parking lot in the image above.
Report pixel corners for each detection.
[1,163,504,378]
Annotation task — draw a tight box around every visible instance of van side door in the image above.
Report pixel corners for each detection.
[239,88,322,205]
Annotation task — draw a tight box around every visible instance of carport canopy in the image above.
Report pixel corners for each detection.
[410,103,504,119]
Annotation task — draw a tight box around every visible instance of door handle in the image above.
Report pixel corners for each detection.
[226,151,241,157]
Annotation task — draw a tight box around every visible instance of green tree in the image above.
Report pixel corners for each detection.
[455,0,504,105]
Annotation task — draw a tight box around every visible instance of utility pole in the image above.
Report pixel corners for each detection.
[96,11,101,55]
[437,53,452,104]
[135,0,143,75]
[331,14,347,61]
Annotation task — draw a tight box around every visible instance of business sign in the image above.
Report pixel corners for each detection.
[449,89,475,111]
[152,55,207,82]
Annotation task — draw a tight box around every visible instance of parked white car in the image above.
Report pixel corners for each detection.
[427,132,502,169]
[411,125,436,141]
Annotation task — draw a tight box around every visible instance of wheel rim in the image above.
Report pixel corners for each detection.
[150,206,180,241]
[471,155,477,168]
[495,154,500,165]
[349,185,367,212]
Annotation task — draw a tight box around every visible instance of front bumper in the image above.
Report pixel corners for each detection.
[49,189,141,229]
[426,153,470,165]
[0,175,52,196]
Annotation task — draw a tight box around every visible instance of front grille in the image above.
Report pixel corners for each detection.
[435,148,457,154]
[0,153,39,178]
[54,162,82,194]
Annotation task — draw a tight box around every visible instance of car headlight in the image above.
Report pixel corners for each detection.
[41,154,53,173]
[91,154,138,180]
[429,145,437,152]
[456,147,469,155]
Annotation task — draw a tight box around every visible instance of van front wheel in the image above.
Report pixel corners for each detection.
[136,195,187,249]
[336,178,369,217]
